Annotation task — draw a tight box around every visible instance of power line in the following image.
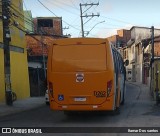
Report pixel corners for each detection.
[9,6,29,22]
[70,0,79,10]
[10,3,56,35]
[52,0,79,11]
[23,0,33,18]
[9,5,35,33]
[100,15,136,25]
[45,0,79,16]
[37,0,80,31]
[9,4,33,23]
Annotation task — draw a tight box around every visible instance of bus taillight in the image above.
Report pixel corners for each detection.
[107,80,112,97]
[49,82,53,98]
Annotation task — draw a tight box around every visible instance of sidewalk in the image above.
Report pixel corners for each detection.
[125,81,160,123]
[0,97,45,117]
[126,81,159,108]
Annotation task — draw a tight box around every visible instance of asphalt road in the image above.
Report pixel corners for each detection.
[0,83,160,136]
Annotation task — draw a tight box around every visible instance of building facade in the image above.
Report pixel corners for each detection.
[26,16,64,96]
[24,10,34,33]
[125,26,160,83]
[33,17,63,36]
[0,0,30,102]
[107,29,131,48]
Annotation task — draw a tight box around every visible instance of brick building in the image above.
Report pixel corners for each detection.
[26,17,65,96]
[26,17,64,56]
[33,17,63,36]
[107,29,131,48]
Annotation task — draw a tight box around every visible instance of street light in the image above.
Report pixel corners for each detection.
[85,20,105,37]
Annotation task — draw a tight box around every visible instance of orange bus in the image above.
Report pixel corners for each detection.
[47,38,127,114]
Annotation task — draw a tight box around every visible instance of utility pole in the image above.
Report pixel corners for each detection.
[62,26,70,37]
[63,26,69,30]
[80,3,84,37]
[2,0,13,105]
[80,2,100,37]
[151,26,154,63]
[40,32,46,79]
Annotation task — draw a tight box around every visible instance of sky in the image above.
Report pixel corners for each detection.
[23,0,160,38]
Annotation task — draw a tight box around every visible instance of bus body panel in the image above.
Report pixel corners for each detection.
[47,38,124,111]
[49,71,114,105]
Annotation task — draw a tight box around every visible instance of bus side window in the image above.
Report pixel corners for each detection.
[114,50,118,74]
[113,50,117,73]
[120,57,123,74]
[116,53,119,73]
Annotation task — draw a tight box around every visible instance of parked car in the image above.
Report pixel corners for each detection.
[45,90,49,105]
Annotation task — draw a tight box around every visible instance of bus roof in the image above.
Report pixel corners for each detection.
[52,38,108,46]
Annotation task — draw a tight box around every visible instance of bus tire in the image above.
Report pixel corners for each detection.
[121,91,125,105]
[113,93,120,115]
[112,107,120,115]
[121,99,125,105]
[46,102,50,105]
[121,83,125,105]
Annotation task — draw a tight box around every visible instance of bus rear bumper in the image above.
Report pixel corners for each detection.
[50,101,113,111]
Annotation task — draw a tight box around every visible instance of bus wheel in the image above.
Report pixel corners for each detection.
[113,95,120,115]
[121,98,125,105]
[112,107,120,115]
[120,91,125,105]
[121,83,125,105]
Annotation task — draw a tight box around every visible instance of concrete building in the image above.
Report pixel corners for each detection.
[24,10,34,33]
[124,39,134,81]
[0,0,30,102]
[140,36,160,85]
[141,36,160,100]
[125,26,160,83]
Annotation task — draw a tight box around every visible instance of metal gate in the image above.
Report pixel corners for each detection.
[28,67,47,97]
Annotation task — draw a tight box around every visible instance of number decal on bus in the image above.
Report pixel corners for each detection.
[94,91,106,97]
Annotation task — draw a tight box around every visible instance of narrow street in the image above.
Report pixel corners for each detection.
[1,1,160,136]
[0,83,160,136]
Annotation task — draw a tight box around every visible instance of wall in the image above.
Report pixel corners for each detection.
[154,42,160,56]
[0,0,30,102]
[131,27,160,42]
[117,29,131,44]
[135,44,143,83]
[125,47,132,81]
[107,35,118,45]
[10,51,30,99]
[33,17,62,35]
[107,29,131,48]
[0,48,5,102]
[151,60,160,100]
[130,27,160,83]
[24,10,34,33]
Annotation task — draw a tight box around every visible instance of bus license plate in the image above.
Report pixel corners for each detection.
[74,97,86,102]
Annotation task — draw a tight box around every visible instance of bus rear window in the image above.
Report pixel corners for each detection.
[52,44,107,72]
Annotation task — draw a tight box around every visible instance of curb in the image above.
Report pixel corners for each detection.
[0,104,45,117]
[0,97,46,117]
